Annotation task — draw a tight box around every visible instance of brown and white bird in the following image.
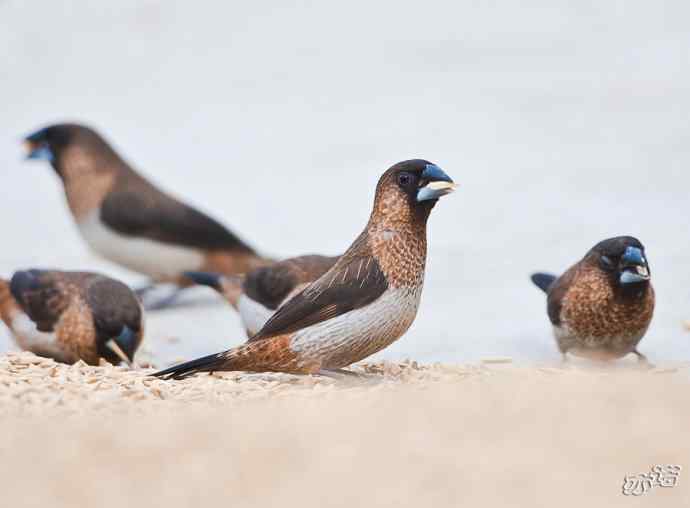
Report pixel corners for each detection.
[184,254,338,337]
[155,159,456,379]
[530,236,655,363]
[0,269,144,365]
[23,123,268,306]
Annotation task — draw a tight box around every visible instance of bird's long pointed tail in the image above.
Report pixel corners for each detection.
[153,350,233,380]
[152,335,305,380]
[530,273,557,293]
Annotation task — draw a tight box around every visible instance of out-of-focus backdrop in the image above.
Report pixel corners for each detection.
[1,1,688,366]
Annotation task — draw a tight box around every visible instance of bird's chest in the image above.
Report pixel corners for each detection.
[560,280,654,346]
[9,301,100,364]
[370,229,426,288]
[60,156,115,221]
[10,312,70,362]
[289,286,423,369]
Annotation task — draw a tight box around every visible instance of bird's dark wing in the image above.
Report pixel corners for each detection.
[546,266,577,326]
[244,255,338,310]
[248,253,388,342]
[100,181,255,252]
[9,270,69,332]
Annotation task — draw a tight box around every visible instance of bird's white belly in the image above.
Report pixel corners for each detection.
[77,211,205,280]
[11,313,65,359]
[237,294,274,336]
[552,324,642,360]
[289,287,422,367]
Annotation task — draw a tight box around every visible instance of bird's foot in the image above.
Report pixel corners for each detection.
[318,368,360,378]
[134,282,182,311]
[317,368,372,381]
[633,350,655,370]
[134,283,156,299]
[139,285,220,311]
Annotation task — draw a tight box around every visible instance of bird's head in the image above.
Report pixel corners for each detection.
[87,276,144,366]
[23,123,110,177]
[372,159,456,226]
[587,236,651,291]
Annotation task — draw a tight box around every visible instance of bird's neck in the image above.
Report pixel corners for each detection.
[367,198,430,237]
[366,220,428,289]
[616,279,651,301]
[54,145,119,221]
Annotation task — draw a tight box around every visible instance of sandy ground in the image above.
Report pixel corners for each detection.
[1,352,689,507]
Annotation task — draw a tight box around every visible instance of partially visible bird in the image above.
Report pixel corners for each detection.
[155,159,456,379]
[530,236,655,363]
[184,254,338,337]
[0,269,144,365]
[23,123,269,307]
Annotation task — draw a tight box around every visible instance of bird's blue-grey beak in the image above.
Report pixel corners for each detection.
[106,326,138,365]
[416,164,457,202]
[619,246,650,284]
[23,129,54,162]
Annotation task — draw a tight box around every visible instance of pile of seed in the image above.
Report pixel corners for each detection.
[1,352,686,418]
[0,352,492,416]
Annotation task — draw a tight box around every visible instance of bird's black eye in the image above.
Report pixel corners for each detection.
[600,255,614,269]
[397,172,412,187]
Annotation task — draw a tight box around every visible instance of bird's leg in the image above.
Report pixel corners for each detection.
[633,349,654,369]
[135,281,186,310]
[134,282,157,299]
[144,288,184,311]
[317,368,365,379]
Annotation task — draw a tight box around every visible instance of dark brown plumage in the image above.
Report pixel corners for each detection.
[185,254,338,337]
[23,123,268,288]
[155,159,456,379]
[0,270,144,365]
[243,255,338,311]
[531,236,655,363]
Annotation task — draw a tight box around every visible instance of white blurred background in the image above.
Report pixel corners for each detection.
[1,1,688,365]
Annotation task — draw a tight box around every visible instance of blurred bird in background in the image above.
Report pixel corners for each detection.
[23,123,270,309]
[0,269,144,365]
[184,254,338,337]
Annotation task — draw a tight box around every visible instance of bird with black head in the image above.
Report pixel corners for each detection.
[531,236,654,364]
[23,123,269,309]
[0,270,144,365]
[184,254,338,338]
